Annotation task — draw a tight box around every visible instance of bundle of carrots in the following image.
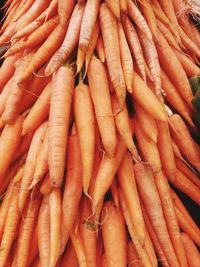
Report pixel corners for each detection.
[0,0,200,266]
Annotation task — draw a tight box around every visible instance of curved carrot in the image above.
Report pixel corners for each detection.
[105,0,120,19]
[58,0,75,27]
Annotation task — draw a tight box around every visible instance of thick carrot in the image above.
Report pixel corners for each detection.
[118,152,145,246]
[48,66,74,187]
[58,0,75,27]
[96,34,105,63]
[79,197,97,267]
[0,115,23,180]
[112,96,140,161]
[88,56,117,157]
[11,134,33,163]
[99,3,126,109]
[15,195,41,267]
[45,3,85,75]
[92,138,127,212]
[38,195,50,267]
[131,72,167,121]
[127,241,142,267]
[18,121,47,212]
[40,173,53,195]
[122,15,146,82]
[20,24,66,82]
[154,170,188,267]
[134,162,179,267]
[79,0,100,51]
[102,201,127,267]
[22,82,51,135]
[49,188,62,267]
[105,0,120,19]
[118,21,133,93]
[120,0,127,13]
[134,102,158,143]
[181,233,200,267]
[175,157,200,189]
[74,83,95,196]
[61,241,78,267]
[169,114,200,171]
[61,129,82,253]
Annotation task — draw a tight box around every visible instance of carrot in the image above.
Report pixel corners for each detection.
[58,0,75,27]
[15,195,41,267]
[160,70,193,126]
[156,31,193,108]
[141,204,169,267]
[20,24,66,82]
[61,129,82,253]
[119,0,127,13]
[154,170,188,267]
[122,15,146,82]
[132,72,167,121]
[88,56,117,157]
[79,197,97,267]
[127,241,142,267]
[49,189,62,267]
[133,117,161,173]
[96,34,105,63]
[134,102,158,143]
[76,47,85,74]
[48,66,74,187]
[0,78,12,120]
[38,195,50,267]
[27,225,39,266]
[0,22,17,47]
[22,82,51,135]
[40,173,53,195]
[119,190,152,267]
[45,3,85,75]
[79,0,100,51]
[102,201,127,267]
[110,178,120,208]
[92,138,127,212]
[105,0,120,19]
[175,157,200,189]
[169,114,200,171]
[127,0,152,41]
[134,162,179,267]
[61,241,78,267]
[0,115,23,180]
[99,3,126,109]
[181,233,200,267]
[118,152,145,246]
[18,121,47,212]
[118,21,133,93]
[189,21,200,49]
[0,186,21,267]
[74,83,95,196]
[143,227,158,267]
[12,133,33,163]
[159,0,179,27]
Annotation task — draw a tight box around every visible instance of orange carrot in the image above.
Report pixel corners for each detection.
[74,83,95,196]
[38,195,50,267]
[134,102,158,143]
[134,162,179,267]
[105,0,120,19]
[181,232,200,267]
[118,21,133,93]
[0,115,23,180]
[49,188,62,267]
[48,66,74,187]
[123,15,146,82]
[79,0,100,51]
[88,56,117,157]
[61,129,82,253]
[92,138,127,212]
[100,3,126,109]
[40,173,53,195]
[45,3,85,75]
[76,47,85,74]
[58,0,75,27]
[110,178,120,208]
[119,0,127,13]
[96,34,105,63]
[127,241,141,267]
[18,121,47,212]
[118,152,145,246]
[102,201,127,267]
[61,241,78,267]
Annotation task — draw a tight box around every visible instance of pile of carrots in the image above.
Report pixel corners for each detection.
[0,0,200,266]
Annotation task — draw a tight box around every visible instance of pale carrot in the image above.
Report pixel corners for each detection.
[122,15,146,82]
[38,195,50,267]
[102,201,127,267]
[99,3,126,109]
[45,3,85,75]
[79,0,100,51]
[96,34,105,63]
[48,66,74,187]
[118,152,145,246]
[105,0,120,19]
[58,0,75,27]
[134,102,158,143]
[118,21,133,93]
[49,189,62,267]
[74,83,95,196]
[88,56,117,157]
